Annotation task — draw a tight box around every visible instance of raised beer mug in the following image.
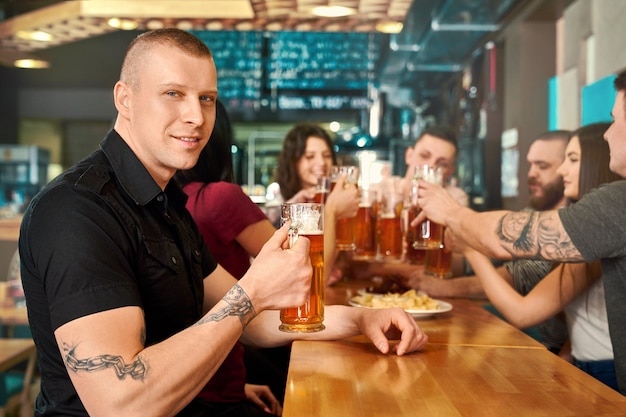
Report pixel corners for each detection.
[354,188,377,261]
[331,166,359,251]
[412,165,444,250]
[314,176,330,204]
[279,202,325,333]
[375,176,404,262]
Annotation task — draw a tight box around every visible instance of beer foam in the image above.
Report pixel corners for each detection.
[299,211,321,233]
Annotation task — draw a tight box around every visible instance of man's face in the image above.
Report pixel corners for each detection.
[605,90,626,177]
[122,45,218,186]
[405,134,456,182]
[527,139,566,210]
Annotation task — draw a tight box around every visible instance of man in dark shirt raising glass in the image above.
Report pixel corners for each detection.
[19,28,428,417]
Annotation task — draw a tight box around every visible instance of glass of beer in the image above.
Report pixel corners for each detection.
[279,202,325,333]
[331,166,359,251]
[354,188,377,260]
[376,177,403,262]
[424,243,453,279]
[401,202,426,265]
[412,165,444,250]
[314,176,330,204]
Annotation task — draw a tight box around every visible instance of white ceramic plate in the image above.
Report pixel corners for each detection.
[349,295,453,319]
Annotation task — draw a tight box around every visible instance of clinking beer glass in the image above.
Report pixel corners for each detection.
[279,203,325,333]
[354,188,377,260]
[314,176,330,204]
[376,176,404,261]
[402,203,426,265]
[412,165,444,250]
[331,165,359,251]
[402,177,425,264]
[424,227,453,279]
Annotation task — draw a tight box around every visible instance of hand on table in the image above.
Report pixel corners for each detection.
[245,383,283,416]
[355,307,429,356]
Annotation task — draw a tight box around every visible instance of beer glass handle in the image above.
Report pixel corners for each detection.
[288,223,300,248]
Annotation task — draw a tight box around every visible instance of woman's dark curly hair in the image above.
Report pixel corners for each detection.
[275,123,336,201]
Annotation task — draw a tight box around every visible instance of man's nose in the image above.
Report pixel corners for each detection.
[182,100,204,126]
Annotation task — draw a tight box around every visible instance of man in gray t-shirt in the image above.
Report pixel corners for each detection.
[415,69,626,394]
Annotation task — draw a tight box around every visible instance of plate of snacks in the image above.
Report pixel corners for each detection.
[349,289,452,318]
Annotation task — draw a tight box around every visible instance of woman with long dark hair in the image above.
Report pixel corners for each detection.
[265,123,359,285]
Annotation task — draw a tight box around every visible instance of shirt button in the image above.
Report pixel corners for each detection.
[194,249,201,256]
[157,195,164,202]
[171,256,177,265]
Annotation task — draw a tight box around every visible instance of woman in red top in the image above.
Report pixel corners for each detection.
[175,100,282,417]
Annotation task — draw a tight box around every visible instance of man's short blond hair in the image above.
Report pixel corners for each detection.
[120,28,213,89]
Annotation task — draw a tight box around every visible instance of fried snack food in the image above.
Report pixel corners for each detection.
[353,289,439,310]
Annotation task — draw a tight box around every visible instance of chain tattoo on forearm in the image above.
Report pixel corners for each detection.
[496,211,581,261]
[63,343,147,381]
[198,283,256,329]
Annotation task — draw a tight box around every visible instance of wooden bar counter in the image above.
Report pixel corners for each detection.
[0,216,21,242]
[283,280,626,416]
[0,338,37,417]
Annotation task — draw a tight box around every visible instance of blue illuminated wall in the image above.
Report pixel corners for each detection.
[581,74,616,125]
[548,73,616,129]
[548,76,558,130]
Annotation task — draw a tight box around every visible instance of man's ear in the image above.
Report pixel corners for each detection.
[405,146,413,166]
[113,81,131,114]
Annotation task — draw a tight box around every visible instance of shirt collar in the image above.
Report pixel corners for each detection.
[100,130,165,206]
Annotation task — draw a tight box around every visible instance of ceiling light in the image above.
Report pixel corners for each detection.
[311,6,356,18]
[107,18,139,30]
[265,22,283,31]
[15,30,53,42]
[205,21,223,30]
[376,21,403,34]
[147,20,165,30]
[176,20,194,30]
[235,22,254,31]
[14,59,50,69]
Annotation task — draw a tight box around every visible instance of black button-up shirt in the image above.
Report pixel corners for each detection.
[19,129,216,416]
